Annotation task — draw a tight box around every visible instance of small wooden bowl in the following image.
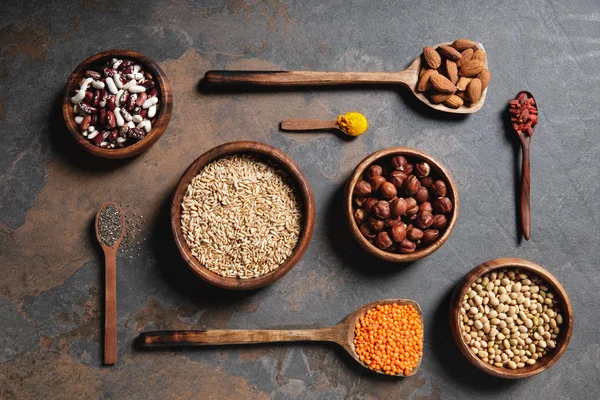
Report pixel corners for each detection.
[345,147,459,262]
[62,49,173,159]
[171,141,316,290]
[449,258,574,379]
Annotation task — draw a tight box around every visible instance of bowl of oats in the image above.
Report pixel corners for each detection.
[171,141,315,290]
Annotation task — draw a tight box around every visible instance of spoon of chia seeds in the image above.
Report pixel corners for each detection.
[95,202,124,365]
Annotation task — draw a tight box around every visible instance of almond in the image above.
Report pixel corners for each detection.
[428,92,453,104]
[456,77,472,91]
[452,38,477,52]
[417,69,438,92]
[443,95,464,109]
[459,59,485,77]
[437,45,462,61]
[430,73,456,93]
[457,48,473,68]
[446,59,458,84]
[466,78,482,103]
[477,69,491,90]
[472,49,486,62]
[423,46,441,69]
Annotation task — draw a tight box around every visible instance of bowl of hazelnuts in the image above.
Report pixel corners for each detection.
[345,147,459,262]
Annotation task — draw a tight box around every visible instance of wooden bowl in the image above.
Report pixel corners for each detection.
[171,141,315,290]
[345,147,459,262]
[449,258,574,379]
[62,49,173,159]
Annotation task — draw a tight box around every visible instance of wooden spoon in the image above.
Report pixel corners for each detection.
[138,299,423,376]
[95,202,125,365]
[511,91,537,241]
[204,42,488,114]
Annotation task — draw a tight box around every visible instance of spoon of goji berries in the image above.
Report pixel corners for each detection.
[509,91,538,241]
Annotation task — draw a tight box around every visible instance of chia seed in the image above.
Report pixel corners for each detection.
[98,204,123,247]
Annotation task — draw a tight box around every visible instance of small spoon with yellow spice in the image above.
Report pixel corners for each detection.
[281,112,369,137]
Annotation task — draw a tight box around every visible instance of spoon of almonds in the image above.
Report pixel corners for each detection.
[204,39,490,114]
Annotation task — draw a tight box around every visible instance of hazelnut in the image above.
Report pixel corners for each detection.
[398,239,416,253]
[389,224,407,242]
[354,180,371,197]
[416,211,434,229]
[359,223,375,239]
[373,200,391,219]
[422,229,439,244]
[354,208,367,225]
[419,201,433,213]
[430,180,447,197]
[374,231,393,250]
[403,175,420,196]
[369,175,387,192]
[420,176,434,188]
[385,217,404,228]
[368,217,385,232]
[379,182,397,200]
[434,197,453,214]
[354,197,367,207]
[415,162,431,177]
[431,214,447,230]
[407,227,424,242]
[364,197,378,213]
[404,163,414,175]
[364,164,383,181]
[390,155,408,171]
[415,186,429,204]
[390,171,408,190]
[405,197,419,216]
[390,197,408,217]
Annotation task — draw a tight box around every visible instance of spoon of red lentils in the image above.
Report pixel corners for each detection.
[137,299,423,376]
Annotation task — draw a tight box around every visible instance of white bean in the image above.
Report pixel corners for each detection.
[106,77,118,94]
[122,79,137,91]
[142,96,158,109]
[115,90,124,106]
[148,104,157,118]
[115,107,125,127]
[128,85,146,94]
[132,115,143,123]
[114,73,123,89]
[87,130,99,139]
[75,115,84,124]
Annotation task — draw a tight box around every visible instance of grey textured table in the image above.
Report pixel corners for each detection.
[1,1,599,399]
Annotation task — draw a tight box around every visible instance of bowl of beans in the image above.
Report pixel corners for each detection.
[450,258,574,379]
[171,141,315,290]
[345,147,459,262]
[62,49,172,159]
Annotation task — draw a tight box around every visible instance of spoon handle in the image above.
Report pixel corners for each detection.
[281,119,339,131]
[138,327,340,348]
[204,70,411,86]
[519,138,531,240]
[104,248,118,364]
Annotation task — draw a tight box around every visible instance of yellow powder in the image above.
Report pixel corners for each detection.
[336,112,368,136]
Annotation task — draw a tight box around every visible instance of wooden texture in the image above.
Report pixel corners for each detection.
[138,299,423,377]
[94,202,125,365]
[344,147,459,263]
[62,49,173,159]
[515,91,536,241]
[280,119,339,131]
[449,258,574,379]
[204,42,488,114]
[171,141,315,290]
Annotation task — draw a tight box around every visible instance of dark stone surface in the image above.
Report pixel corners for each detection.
[1,0,599,398]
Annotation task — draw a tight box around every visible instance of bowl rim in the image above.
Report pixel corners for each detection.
[449,257,574,379]
[170,141,316,290]
[62,49,172,159]
[344,146,459,262]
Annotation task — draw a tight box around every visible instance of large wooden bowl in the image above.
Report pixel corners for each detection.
[62,49,173,159]
[345,147,459,262]
[171,141,315,290]
[449,258,574,379]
